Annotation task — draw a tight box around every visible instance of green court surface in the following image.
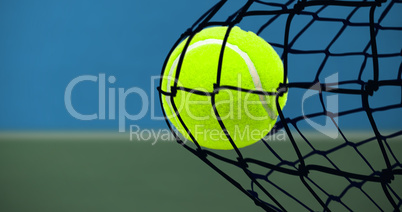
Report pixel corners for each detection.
[0,132,400,211]
[0,132,263,212]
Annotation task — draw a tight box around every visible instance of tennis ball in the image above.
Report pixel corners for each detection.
[161,26,287,150]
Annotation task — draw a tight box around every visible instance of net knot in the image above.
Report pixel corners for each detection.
[381,169,395,184]
[253,199,265,208]
[248,189,258,197]
[213,83,220,94]
[329,195,341,202]
[351,181,362,189]
[182,28,193,37]
[277,83,288,97]
[375,0,387,6]
[294,0,306,13]
[298,164,309,177]
[237,157,249,169]
[170,86,178,97]
[196,148,207,159]
[365,80,379,96]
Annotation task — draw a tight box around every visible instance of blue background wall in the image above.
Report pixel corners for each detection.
[0,0,400,132]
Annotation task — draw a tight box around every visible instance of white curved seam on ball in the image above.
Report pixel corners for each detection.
[166,38,276,131]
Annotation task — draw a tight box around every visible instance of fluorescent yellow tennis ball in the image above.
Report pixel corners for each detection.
[161,26,287,150]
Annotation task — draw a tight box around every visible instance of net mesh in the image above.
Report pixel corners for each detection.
[158,0,402,211]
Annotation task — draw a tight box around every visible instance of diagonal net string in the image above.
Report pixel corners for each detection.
[158,0,402,211]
